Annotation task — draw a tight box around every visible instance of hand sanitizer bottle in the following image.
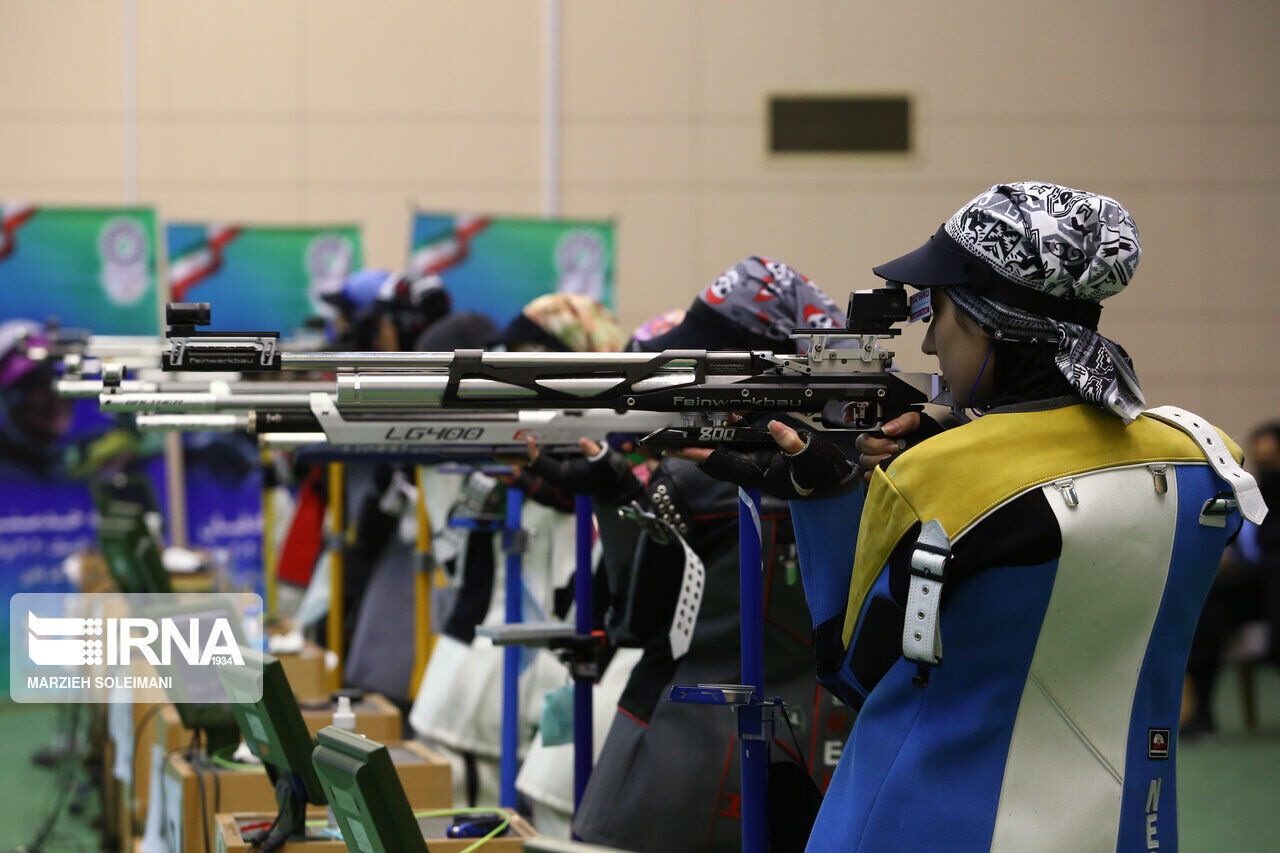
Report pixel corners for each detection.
[327,696,360,829]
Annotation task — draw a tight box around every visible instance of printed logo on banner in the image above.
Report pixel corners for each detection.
[305,233,356,314]
[10,592,262,703]
[98,216,150,305]
[555,229,607,300]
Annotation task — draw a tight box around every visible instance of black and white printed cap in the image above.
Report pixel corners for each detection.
[873,182,1146,422]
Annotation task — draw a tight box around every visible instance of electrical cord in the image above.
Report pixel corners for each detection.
[211,761,222,825]
[429,807,511,853]
[303,807,511,852]
[246,811,281,851]
[209,743,263,772]
[781,703,807,768]
[128,704,162,820]
[186,732,214,853]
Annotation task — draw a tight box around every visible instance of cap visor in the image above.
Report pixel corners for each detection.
[871,230,973,288]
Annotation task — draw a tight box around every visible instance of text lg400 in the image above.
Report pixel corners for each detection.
[383,426,486,442]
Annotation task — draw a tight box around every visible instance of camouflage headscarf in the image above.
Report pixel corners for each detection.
[520,293,626,353]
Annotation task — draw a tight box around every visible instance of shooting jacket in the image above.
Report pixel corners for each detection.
[575,458,852,852]
[794,401,1259,852]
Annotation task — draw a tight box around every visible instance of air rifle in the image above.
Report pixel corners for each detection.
[148,289,945,451]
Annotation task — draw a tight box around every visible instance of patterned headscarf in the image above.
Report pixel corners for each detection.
[698,256,845,341]
[630,308,686,344]
[520,293,626,353]
[945,182,1140,300]
[938,182,1144,421]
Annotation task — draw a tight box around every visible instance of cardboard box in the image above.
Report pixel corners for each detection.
[276,642,329,705]
[376,740,453,810]
[299,693,402,743]
[164,740,450,852]
[214,810,535,853]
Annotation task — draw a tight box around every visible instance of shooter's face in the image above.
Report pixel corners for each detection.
[921,289,995,409]
[12,381,74,441]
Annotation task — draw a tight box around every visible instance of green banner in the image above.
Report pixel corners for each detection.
[409,213,614,328]
[0,204,161,334]
[167,223,363,334]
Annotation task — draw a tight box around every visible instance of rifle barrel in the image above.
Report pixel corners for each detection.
[278,349,752,371]
[100,392,319,412]
[135,413,250,432]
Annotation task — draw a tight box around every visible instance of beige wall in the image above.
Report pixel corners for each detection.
[1,0,1276,440]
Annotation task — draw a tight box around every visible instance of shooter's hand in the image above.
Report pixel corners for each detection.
[765,420,806,454]
[687,419,856,500]
[493,436,538,470]
[853,412,933,482]
[525,436,643,504]
[662,446,712,463]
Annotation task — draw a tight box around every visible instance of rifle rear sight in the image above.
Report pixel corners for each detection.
[845,285,909,337]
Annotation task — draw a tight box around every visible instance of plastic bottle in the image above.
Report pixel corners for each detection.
[327,697,360,828]
[333,696,357,733]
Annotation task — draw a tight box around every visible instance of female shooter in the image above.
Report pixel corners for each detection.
[752,183,1266,852]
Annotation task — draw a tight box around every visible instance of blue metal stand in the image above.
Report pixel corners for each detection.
[666,487,772,853]
[572,495,595,811]
[500,486,524,810]
[737,487,768,853]
[475,489,602,819]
